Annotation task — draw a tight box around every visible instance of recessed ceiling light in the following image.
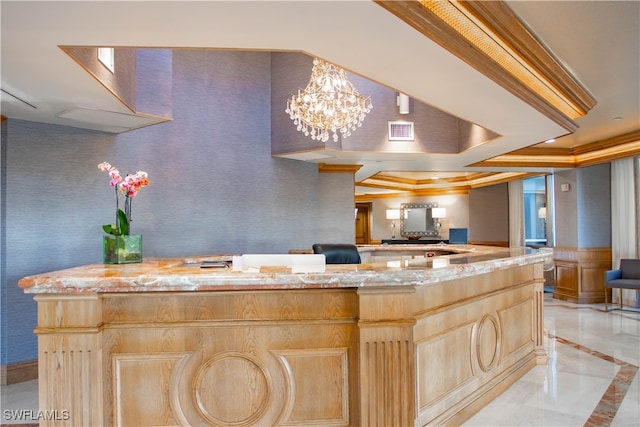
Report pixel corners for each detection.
[544,138,556,143]
[613,116,623,121]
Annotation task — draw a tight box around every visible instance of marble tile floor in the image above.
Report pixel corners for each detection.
[464,295,640,427]
[1,295,638,426]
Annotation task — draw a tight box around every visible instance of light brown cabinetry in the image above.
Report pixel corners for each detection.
[28,259,545,426]
[553,246,611,303]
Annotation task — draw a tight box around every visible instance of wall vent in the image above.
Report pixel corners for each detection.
[388,121,414,141]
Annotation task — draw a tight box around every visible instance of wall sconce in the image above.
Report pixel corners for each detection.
[538,206,547,241]
[386,209,401,239]
[431,207,446,237]
[397,93,410,114]
[538,207,547,219]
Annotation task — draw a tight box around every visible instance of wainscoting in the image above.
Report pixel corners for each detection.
[0,361,38,386]
[553,247,611,304]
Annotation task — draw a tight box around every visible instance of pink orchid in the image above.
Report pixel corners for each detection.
[98,162,150,235]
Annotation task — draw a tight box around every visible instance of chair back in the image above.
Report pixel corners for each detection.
[620,259,640,279]
[448,228,468,244]
[312,243,361,264]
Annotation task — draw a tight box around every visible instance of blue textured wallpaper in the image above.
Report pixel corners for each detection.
[577,163,611,248]
[550,165,612,249]
[554,169,579,247]
[1,121,7,363]
[468,184,509,243]
[270,52,495,157]
[1,50,355,365]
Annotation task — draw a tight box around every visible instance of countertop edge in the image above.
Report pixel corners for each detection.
[19,246,552,294]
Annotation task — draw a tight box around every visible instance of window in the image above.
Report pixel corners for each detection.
[98,48,115,73]
[523,175,549,246]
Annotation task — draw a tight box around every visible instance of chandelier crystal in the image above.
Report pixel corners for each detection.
[286,58,373,143]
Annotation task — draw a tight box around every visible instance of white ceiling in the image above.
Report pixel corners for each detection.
[1,1,638,185]
[507,0,639,147]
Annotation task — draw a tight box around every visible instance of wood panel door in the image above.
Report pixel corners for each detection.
[355,203,371,244]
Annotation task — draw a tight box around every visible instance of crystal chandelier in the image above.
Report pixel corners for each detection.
[286,58,373,142]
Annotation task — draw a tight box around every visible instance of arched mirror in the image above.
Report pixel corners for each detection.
[400,203,439,238]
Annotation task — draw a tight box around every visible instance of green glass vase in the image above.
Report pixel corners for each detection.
[103,234,143,264]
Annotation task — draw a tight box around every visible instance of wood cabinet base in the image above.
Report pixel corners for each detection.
[553,246,611,303]
[33,264,545,426]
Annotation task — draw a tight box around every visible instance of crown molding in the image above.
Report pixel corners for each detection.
[472,129,640,168]
[374,0,596,133]
[318,163,363,174]
[356,170,545,200]
[355,187,470,202]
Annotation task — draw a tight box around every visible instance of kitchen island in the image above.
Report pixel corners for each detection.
[19,245,549,426]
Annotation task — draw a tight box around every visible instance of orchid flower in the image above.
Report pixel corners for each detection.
[98,162,150,236]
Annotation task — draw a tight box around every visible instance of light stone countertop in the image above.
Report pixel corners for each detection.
[357,243,477,253]
[18,245,552,294]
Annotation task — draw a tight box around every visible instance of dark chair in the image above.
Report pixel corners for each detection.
[448,228,468,244]
[312,243,361,264]
[604,258,640,311]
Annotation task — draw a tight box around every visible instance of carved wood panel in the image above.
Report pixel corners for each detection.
[273,348,350,425]
[113,353,189,426]
[412,272,539,426]
[106,326,356,426]
[99,289,359,427]
[32,262,546,427]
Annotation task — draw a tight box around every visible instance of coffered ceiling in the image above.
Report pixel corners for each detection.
[1,1,639,199]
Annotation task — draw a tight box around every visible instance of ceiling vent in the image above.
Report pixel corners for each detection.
[388,121,414,141]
